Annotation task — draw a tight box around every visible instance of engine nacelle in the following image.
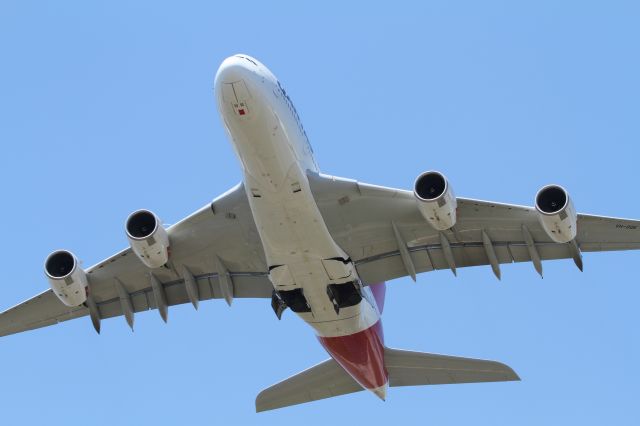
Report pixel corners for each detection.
[44,250,88,307]
[535,184,577,243]
[414,171,457,230]
[126,209,170,269]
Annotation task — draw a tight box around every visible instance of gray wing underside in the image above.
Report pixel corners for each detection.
[0,273,272,337]
[309,172,640,284]
[0,183,272,337]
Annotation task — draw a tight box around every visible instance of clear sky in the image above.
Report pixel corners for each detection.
[1,1,639,425]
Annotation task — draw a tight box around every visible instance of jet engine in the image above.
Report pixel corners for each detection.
[414,171,457,230]
[126,209,170,269]
[44,250,88,307]
[535,184,577,243]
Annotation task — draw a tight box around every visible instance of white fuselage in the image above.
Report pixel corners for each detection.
[214,55,380,338]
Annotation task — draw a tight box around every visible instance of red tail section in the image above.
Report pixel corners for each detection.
[317,321,387,391]
[316,282,388,395]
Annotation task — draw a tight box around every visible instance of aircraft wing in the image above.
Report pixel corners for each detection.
[4,173,639,338]
[0,183,272,337]
[309,172,640,284]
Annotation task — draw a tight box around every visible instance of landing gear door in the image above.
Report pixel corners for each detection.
[321,259,354,282]
[269,265,295,289]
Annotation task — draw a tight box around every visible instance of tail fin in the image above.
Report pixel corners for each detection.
[255,347,519,412]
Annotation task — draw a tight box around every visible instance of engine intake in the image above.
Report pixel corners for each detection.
[415,172,447,201]
[126,209,170,269]
[126,209,158,239]
[535,185,577,243]
[44,250,88,307]
[536,185,568,214]
[414,171,457,230]
[45,250,75,279]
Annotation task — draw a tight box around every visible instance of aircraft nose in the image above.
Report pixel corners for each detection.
[215,54,258,86]
[215,55,260,116]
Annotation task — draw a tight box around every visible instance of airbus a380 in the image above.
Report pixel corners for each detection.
[2,55,639,412]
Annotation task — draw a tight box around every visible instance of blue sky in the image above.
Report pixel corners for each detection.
[1,1,639,424]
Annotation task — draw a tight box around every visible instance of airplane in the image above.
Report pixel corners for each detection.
[2,54,639,412]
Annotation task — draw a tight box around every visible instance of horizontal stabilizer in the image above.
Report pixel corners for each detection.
[256,347,519,412]
[385,347,520,386]
[255,358,363,412]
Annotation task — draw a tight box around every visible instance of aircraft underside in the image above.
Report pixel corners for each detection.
[216,55,389,397]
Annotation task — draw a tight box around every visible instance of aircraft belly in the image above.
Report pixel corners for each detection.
[245,170,346,264]
[240,134,380,336]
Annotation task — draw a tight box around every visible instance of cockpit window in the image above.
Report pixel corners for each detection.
[235,55,257,66]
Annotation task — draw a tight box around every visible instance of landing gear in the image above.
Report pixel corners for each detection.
[326,281,363,315]
[271,288,312,319]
